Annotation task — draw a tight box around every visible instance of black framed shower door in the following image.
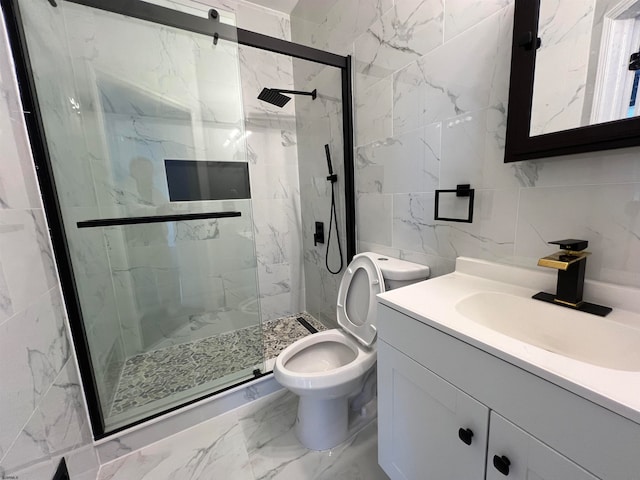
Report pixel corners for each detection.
[1,0,355,439]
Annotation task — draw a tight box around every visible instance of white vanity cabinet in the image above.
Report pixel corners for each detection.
[378,340,489,480]
[377,303,640,480]
[378,340,597,480]
[486,412,597,480]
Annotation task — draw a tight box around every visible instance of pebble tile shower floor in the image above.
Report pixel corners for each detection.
[110,313,327,416]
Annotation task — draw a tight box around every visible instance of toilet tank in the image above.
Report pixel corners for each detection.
[372,255,430,290]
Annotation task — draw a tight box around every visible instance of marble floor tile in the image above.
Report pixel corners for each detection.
[98,389,388,480]
[98,412,254,480]
[237,391,388,480]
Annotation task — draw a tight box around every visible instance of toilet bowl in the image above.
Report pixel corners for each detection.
[274,252,430,450]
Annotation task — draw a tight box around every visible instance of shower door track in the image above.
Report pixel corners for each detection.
[1,0,356,440]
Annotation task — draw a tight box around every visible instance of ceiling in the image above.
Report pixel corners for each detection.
[244,0,339,20]
[290,0,339,21]
[244,0,299,14]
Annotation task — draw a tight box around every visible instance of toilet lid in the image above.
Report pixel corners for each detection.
[336,253,385,347]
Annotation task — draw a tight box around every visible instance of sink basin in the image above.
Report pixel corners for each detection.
[455,291,640,371]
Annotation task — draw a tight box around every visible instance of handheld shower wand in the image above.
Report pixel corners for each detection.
[325,144,338,184]
[324,144,343,274]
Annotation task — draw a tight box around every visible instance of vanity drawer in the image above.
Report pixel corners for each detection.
[378,303,640,480]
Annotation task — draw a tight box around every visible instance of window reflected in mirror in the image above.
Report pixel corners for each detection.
[530,0,640,136]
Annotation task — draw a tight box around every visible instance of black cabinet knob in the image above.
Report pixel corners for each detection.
[458,428,473,445]
[493,455,511,476]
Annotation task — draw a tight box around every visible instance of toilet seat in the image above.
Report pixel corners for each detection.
[336,252,385,347]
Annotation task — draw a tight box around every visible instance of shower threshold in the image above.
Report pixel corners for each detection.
[106,313,327,428]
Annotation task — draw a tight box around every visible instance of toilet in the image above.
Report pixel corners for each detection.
[274,252,430,450]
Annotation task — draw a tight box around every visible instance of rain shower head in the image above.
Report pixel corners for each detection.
[257,88,317,108]
[258,88,291,107]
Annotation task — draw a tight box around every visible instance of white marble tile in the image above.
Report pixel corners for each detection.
[515,183,640,287]
[292,0,393,55]
[0,358,90,474]
[356,123,441,195]
[393,189,518,260]
[302,253,342,325]
[259,290,304,322]
[249,163,300,200]
[356,194,393,246]
[0,257,13,324]
[440,110,487,187]
[488,4,514,110]
[0,288,70,465]
[530,0,594,135]
[354,0,444,92]
[245,127,299,167]
[239,45,296,120]
[19,0,100,212]
[0,209,58,315]
[65,443,101,480]
[97,376,282,465]
[2,459,57,480]
[291,56,329,97]
[257,262,298,298]
[0,409,49,474]
[391,192,438,255]
[0,20,40,211]
[98,412,253,480]
[444,0,512,41]
[38,359,91,455]
[238,390,387,480]
[513,146,640,189]
[393,8,509,134]
[235,2,291,40]
[96,381,386,479]
[356,240,402,259]
[356,76,393,147]
[253,198,303,266]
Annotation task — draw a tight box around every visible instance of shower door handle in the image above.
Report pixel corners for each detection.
[77,211,241,228]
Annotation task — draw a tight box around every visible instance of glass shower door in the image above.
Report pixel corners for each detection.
[16,0,263,432]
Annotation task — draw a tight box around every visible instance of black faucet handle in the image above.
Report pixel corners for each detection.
[549,239,588,251]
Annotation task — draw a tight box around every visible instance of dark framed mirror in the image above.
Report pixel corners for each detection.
[505,0,640,163]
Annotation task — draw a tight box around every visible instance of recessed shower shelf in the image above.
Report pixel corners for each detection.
[76,211,241,228]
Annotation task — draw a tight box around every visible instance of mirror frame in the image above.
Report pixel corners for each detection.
[505,0,640,163]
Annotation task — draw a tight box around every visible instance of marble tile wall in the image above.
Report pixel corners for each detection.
[238,42,305,323]
[292,63,348,326]
[17,0,128,413]
[198,0,308,322]
[0,10,99,480]
[291,0,640,289]
[530,0,595,136]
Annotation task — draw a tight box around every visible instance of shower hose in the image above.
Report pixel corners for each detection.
[326,173,344,275]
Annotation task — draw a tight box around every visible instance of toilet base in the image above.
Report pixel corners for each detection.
[295,395,349,451]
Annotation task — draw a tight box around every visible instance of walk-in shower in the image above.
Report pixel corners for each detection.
[2,0,355,438]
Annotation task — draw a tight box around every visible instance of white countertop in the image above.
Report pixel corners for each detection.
[377,257,640,424]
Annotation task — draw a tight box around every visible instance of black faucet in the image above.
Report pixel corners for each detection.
[532,239,612,317]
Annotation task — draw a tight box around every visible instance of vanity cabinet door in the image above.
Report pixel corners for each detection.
[486,412,599,480]
[378,340,489,480]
